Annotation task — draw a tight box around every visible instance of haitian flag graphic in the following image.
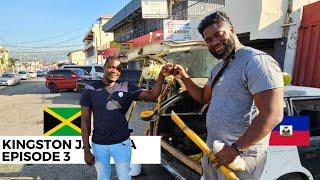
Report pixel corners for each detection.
[269,116,310,146]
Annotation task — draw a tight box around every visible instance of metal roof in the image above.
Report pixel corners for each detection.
[99,14,113,19]
[126,41,207,61]
[102,0,141,32]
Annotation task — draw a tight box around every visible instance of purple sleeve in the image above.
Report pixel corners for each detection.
[79,86,92,108]
[128,83,143,101]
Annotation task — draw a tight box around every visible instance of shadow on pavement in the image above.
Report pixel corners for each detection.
[43,92,81,105]
[0,164,96,180]
[0,164,174,180]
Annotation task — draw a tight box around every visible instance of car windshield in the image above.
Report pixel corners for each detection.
[292,98,320,136]
[72,69,86,77]
[292,99,320,112]
[95,66,103,73]
[18,71,26,74]
[2,74,14,78]
[119,70,141,82]
[165,49,219,78]
[64,66,91,74]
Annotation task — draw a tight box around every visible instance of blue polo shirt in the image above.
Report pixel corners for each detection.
[80,80,142,145]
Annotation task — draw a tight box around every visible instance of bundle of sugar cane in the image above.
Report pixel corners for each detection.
[171,111,239,180]
[141,61,163,80]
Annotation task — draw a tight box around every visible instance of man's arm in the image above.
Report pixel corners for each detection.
[137,74,165,102]
[181,77,212,104]
[81,106,95,165]
[175,64,212,104]
[235,87,284,149]
[216,88,284,167]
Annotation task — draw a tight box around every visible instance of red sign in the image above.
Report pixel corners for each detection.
[100,48,118,58]
[127,29,163,48]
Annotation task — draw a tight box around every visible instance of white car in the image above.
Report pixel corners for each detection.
[0,73,21,86]
[28,71,37,78]
[18,71,30,80]
[157,85,319,180]
[61,65,103,79]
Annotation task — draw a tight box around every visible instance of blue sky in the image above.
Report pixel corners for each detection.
[0,0,131,60]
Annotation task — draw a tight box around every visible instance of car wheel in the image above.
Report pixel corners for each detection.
[277,173,304,180]
[49,83,58,93]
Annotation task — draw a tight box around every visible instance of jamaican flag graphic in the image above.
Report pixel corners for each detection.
[44,107,81,136]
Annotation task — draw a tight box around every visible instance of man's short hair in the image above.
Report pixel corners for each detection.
[198,11,232,37]
[103,56,121,67]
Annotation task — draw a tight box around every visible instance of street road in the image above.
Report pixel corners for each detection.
[0,77,174,180]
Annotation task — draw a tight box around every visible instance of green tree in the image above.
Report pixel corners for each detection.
[0,58,4,65]
[8,58,15,66]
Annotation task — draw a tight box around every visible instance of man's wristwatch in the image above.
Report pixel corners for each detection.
[231,143,244,155]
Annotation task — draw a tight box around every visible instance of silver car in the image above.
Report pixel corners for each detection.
[28,71,37,78]
[0,73,21,86]
[18,71,30,80]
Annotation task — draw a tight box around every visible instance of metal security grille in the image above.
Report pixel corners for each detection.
[132,18,163,40]
[188,0,225,18]
[112,0,226,43]
[172,0,225,19]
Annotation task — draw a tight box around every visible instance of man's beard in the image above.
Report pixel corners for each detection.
[209,38,235,60]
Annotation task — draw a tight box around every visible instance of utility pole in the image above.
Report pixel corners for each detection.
[99,18,104,64]
[96,37,99,64]
[99,18,102,55]
[168,0,174,20]
[19,48,22,71]
[27,56,30,71]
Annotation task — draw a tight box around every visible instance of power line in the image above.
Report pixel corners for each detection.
[1,34,84,49]
[4,44,83,49]
[10,50,78,54]
[6,27,87,45]
[41,34,84,48]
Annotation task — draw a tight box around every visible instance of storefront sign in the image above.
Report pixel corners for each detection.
[141,0,168,19]
[163,20,192,41]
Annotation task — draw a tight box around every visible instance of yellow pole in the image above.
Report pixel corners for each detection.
[171,111,239,180]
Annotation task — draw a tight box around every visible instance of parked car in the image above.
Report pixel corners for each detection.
[0,73,21,86]
[118,69,142,85]
[18,71,31,80]
[28,71,37,78]
[70,68,95,79]
[42,70,48,76]
[157,84,319,180]
[127,41,319,180]
[61,64,104,79]
[45,69,87,93]
[36,70,46,77]
[76,69,144,92]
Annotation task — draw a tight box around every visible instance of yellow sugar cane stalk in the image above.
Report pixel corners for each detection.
[171,111,239,180]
